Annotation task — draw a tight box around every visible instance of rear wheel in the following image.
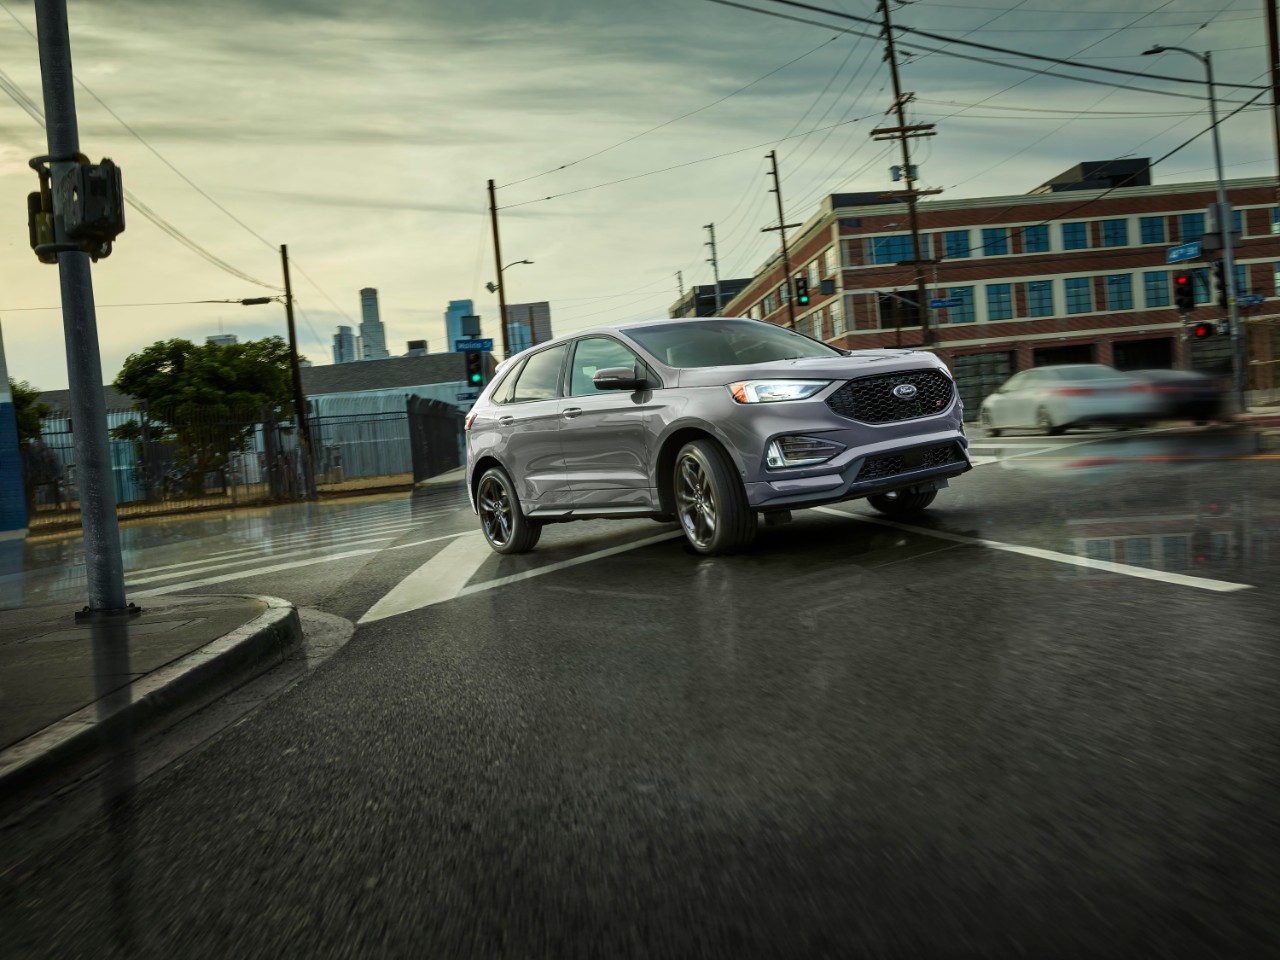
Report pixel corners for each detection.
[673,439,756,555]
[1037,407,1064,437]
[476,467,542,554]
[981,410,1001,438]
[866,489,937,516]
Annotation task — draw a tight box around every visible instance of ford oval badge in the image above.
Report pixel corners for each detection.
[892,383,918,399]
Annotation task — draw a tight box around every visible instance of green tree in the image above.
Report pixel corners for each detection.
[7,378,52,447]
[113,337,299,497]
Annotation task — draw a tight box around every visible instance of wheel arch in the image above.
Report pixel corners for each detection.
[469,455,505,511]
[654,425,727,516]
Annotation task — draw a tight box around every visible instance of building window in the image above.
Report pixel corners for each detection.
[948,286,975,323]
[1125,538,1153,568]
[808,259,820,289]
[1271,209,1280,236]
[1101,220,1128,247]
[867,234,924,264]
[981,228,1009,256]
[1163,535,1189,571]
[1192,269,1210,304]
[1026,280,1054,317]
[1065,277,1093,314]
[810,312,823,340]
[986,283,1013,321]
[823,246,837,276]
[1022,225,1049,253]
[778,282,789,305]
[1062,222,1089,250]
[943,230,970,259]
[1106,274,1133,310]
[1144,271,1170,307]
[762,294,774,316]
[1140,216,1166,244]
[1179,213,1205,242]
[829,298,845,336]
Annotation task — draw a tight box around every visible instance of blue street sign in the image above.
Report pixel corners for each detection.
[929,297,962,309]
[1238,293,1265,307]
[1166,241,1201,264]
[454,338,494,352]
[455,391,479,402]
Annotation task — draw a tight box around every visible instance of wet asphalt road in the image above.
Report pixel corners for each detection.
[3,427,1279,958]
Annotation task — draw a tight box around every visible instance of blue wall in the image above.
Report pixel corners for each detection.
[0,392,27,535]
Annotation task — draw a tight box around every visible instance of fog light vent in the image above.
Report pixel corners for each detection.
[766,435,844,468]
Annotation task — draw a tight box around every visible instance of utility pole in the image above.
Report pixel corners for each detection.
[1268,1,1280,190]
[488,179,511,358]
[873,0,941,347]
[763,149,802,329]
[34,0,128,617]
[677,270,685,298]
[705,223,724,315]
[279,245,315,500]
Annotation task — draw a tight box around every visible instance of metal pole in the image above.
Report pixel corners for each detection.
[488,179,511,358]
[1202,54,1245,411]
[767,150,797,329]
[280,245,316,501]
[705,222,724,315]
[35,0,126,613]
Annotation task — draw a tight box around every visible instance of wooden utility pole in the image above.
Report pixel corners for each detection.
[872,0,942,347]
[705,223,724,315]
[764,150,802,329]
[488,179,510,358]
[280,244,316,501]
[1268,1,1280,189]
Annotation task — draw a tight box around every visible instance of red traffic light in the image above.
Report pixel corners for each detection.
[1192,322,1215,339]
[1174,273,1191,287]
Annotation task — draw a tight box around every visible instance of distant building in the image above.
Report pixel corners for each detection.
[301,352,479,410]
[332,325,358,365]
[206,334,238,347]
[445,300,474,352]
[359,288,389,360]
[405,340,428,357]
[668,279,753,318]
[504,301,552,355]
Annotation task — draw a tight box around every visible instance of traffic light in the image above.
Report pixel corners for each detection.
[1192,321,1216,339]
[795,275,810,306]
[1173,272,1195,313]
[1212,261,1227,309]
[464,350,484,386]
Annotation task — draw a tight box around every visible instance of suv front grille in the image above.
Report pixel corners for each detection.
[855,442,963,482]
[826,369,954,424]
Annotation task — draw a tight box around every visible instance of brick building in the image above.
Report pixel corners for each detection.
[722,162,1280,417]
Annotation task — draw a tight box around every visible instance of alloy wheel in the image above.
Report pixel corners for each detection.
[675,453,718,550]
[477,475,513,547]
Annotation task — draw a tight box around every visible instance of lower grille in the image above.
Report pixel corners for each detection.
[855,442,962,482]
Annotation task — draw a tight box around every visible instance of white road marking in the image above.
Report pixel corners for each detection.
[357,530,685,624]
[125,533,405,584]
[815,507,1253,593]
[130,532,472,598]
[359,534,494,624]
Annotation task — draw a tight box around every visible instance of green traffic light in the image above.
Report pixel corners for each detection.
[470,373,482,384]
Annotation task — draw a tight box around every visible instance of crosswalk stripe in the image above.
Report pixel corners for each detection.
[358,535,493,624]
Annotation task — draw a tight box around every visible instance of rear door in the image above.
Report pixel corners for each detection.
[559,336,657,508]
[497,343,573,507]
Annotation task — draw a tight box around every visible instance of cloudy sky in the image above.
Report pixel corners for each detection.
[0,0,1271,391]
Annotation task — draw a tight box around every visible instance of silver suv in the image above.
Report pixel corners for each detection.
[465,317,970,555]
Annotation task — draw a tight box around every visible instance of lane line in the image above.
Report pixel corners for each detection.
[125,533,404,584]
[130,532,472,598]
[359,534,493,624]
[815,507,1253,593]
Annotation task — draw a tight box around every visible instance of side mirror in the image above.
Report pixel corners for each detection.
[592,366,646,391]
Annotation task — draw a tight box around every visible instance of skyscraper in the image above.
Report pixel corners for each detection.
[504,302,553,355]
[206,334,238,347]
[445,299,474,352]
[332,325,357,364]
[359,287,389,360]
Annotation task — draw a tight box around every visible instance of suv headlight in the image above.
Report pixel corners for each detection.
[728,380,831,403]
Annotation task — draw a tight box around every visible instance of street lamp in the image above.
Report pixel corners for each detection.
[484,259,534,294]
[1143,44,1244,411]
[486,259,534,357]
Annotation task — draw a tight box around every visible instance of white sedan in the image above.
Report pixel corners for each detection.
[979,364,1164,436]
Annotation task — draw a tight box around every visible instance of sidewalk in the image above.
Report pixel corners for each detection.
[0,593,300,795]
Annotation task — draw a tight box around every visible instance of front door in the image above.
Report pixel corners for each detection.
[499,343,573,507]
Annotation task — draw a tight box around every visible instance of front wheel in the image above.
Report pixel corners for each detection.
[476,467,542,554]
[1037,407,1064,437]
[673,439,756,555]
[981,410,1001,438]
[866,489,937,516]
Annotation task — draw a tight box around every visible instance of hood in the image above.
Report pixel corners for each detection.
[672,350,948,388]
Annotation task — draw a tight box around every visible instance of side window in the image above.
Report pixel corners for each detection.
[489,358,526,405]
[569,337,641,396]
[510,344,568,403]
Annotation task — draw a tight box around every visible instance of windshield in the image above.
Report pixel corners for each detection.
[623,319,840,368]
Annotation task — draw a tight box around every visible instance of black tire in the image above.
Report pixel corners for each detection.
[673,439,756,555]
[980,410,1001,438]
[475,466,542,554]
[1036,407,1064,437]
[866,488,938,516]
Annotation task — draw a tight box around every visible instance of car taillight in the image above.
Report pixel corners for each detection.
[1054,387,1096,396]
[1127,384,1152,393]
[464,411,478,432]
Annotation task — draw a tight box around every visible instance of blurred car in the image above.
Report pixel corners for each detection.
[1127,369,1229,423]
[465,317,971,556]
[979,363,1163,436]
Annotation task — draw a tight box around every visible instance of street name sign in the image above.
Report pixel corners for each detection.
[1238,294,1265,307]
[454,338,494,352]
[1166,241,1201,264]
[456,391,479,402]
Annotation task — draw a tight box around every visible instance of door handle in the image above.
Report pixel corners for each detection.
[562,407,583,419]
[498,415,515,425]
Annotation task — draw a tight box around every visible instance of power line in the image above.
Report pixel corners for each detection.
[0,298,279,311]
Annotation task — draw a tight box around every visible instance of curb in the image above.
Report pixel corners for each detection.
[0,595,301,797]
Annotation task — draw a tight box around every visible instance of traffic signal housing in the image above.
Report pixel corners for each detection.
[1192,321,1217,339]
[1173,272,1195,313]
[794,275,810,306]
[464,350,485,387]
[1212,261,1228,309]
